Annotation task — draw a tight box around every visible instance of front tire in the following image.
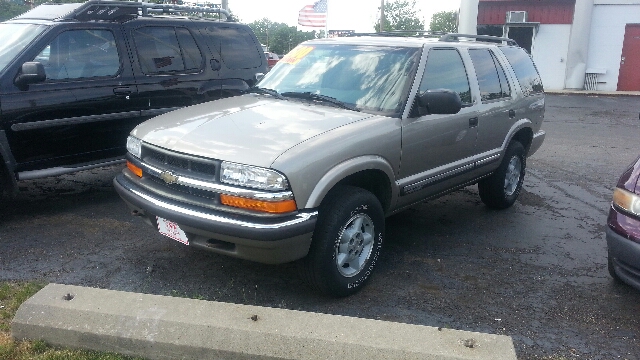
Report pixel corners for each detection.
[299,185,385,297]
[479,140,526,209]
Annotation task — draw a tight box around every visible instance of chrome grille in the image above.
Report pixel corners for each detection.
[140,144,221,204]
[147,176,218,201]
[143,146,217,179]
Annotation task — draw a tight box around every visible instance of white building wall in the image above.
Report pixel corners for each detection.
[459,0,479,34]
[532,25,572,90]
[588,3,640,91]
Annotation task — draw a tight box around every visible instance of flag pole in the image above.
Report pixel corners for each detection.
[325,0,329,38]
[380,0,385,32]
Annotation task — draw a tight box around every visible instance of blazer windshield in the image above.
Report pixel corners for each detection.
[258,44,421,118]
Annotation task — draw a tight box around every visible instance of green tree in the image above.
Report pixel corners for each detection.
[429,10,458,33]
[248,19,318,55]
[1,0,91,21]
[0,0,30,21]
[374,0,425,32]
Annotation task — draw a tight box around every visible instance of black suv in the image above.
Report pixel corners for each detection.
[0,1,267,196]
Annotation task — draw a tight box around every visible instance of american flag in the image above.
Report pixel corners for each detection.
[298,0,327,28]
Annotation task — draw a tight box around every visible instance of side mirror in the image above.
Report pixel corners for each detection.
[14,62,46,89]
[418,89,462,115]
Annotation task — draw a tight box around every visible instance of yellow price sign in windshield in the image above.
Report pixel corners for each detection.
[280,45,314,65]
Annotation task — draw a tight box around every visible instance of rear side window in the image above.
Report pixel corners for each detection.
[419,48,472,104]
[133,26,203,75]
[469,48,511,102]
[499,46,543,96]
[206,26,263,69]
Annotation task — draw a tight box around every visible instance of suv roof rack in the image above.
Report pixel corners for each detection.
[17,0,232,22]
[348,30,445,38]
[345,31,518,46]
[438,33,518,46]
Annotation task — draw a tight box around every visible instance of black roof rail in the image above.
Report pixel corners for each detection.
[57,0,233,22]
[439,33,518,46]
[348,30,445,38]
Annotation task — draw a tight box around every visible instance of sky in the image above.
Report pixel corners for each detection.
[228,0,461,33]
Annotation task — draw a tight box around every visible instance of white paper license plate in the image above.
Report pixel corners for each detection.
[156,217,189,245]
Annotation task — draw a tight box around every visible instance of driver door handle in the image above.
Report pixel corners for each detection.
[113,87,133,96]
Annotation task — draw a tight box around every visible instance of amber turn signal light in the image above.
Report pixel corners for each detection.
[127,161,143,178]
[220,194,297,214]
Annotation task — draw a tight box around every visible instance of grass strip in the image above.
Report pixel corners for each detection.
[0,281,141,360]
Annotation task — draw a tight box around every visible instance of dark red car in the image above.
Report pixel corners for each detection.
[266,52,279,69]
[607,155,640,290]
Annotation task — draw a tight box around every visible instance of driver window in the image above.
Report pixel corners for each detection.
[33,29,120,80]
[419,48,472,105]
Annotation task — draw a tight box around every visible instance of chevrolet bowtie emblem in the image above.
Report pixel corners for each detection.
[160,171,178,184]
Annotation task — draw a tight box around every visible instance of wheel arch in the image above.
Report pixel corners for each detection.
[304,155,397,213]
[504,120,534,156]
[511,127,533,155]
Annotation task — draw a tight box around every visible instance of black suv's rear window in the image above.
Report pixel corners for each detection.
[205,26,263,70]
[499,46,543,96]
[133,26,203,75]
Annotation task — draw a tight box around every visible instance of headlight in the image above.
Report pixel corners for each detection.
[126,136,142,159]
[220,162,288,191]
[613,187,640,217]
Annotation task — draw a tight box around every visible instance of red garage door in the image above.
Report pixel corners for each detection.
[618,24,640,91]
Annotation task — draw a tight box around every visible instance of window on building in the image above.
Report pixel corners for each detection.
[506,26,534,54]
[477,25,504,38]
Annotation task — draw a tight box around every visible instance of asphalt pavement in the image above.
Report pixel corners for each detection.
[3,93,640,359]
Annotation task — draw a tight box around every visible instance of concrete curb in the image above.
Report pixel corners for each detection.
[12,284,517,360]
[546,90,640,96]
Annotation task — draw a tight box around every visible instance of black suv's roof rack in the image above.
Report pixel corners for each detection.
[438,33,518,46]
[17,0,232,22]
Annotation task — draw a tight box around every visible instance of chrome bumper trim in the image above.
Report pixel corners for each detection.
[128,185,317,230]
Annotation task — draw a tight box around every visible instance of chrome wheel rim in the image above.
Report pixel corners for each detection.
[504,155,522,196]
[335,213,375,277]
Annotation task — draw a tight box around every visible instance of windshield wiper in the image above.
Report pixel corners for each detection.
[248,87,284,99]
[280,92,358,111]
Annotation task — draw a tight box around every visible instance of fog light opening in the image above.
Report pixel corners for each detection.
[206,239,235,252]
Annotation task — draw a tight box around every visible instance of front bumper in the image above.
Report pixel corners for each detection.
[114,174,317,264]
[606,208,640,291]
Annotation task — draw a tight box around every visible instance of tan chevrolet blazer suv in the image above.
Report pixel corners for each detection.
[115,33,546,297]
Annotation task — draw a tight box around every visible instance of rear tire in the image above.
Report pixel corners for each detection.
[299,185,385,297]
[479,141,526,209]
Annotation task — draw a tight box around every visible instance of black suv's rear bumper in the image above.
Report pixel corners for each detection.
[114,174,317,264]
